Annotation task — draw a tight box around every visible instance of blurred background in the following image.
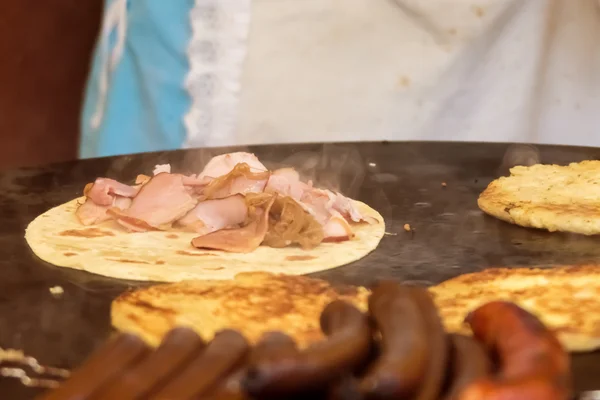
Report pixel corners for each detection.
[0,1,102,169]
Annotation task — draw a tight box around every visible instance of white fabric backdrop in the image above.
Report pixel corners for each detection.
[186,0,600,148]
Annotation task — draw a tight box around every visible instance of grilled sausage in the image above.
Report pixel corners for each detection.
[328,376,363,400]
[95,327,206,400]
[200,368,249,400]
[149,329,249,400]
[442,334,493,400]
[204,332,297,400]
[411,286,451,400]
[40,333,150,400]
[243,300,372,397]
[250,331,299,362]
[359,281,429,399]
[457,301,572,400]
[457,378,571,400]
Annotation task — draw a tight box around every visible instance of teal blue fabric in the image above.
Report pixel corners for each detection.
[80,0,194,158]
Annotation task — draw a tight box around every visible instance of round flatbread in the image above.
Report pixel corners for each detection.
[430,265,600,352]
[25,198,384,282]
[478,160,600,235]
[111,272,370,347]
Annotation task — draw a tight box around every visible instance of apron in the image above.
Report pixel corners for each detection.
[80,0,600,158]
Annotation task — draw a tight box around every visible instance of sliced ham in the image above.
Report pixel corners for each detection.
[76,196,132,226]
[264,168,374,231]
[323,211,356,242]
[297,189,357,242]
[200,163,270,200]
[177,195,248,235]
[323,190,378,224]
[182,175,213,187]
[191,194,276,253]
[85,178,139,206]
[297,189,332,225]
[265,168,310,201]
[109,173,197,232]
[73,152,374,248]
[199,152,267,179]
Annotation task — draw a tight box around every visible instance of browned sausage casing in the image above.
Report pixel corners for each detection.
[442,334,493,400]
[457,301,572,400]
[94,327,206,400]
[39,334,150,400]
[410,286,450,400]
[242,300,372,397]
[204,331,297,400]
[359,281,429,399]
[149,329,249,400]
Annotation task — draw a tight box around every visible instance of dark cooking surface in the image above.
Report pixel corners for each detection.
[0,141,598,398]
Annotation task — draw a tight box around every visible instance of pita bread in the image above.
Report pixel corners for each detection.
[478,160,600,235]
[430,265,600,352]
[25,198,384,282]
[111,272,370,347]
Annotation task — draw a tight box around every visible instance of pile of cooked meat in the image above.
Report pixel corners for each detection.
[75,152,376,253]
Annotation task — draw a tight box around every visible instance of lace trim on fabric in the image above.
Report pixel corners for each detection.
[184,0,252,148]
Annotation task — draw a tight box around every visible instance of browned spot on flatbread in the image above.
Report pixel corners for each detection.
[59,228,115,238]
[155,260,165,265]
[166,234,179,239]
[176,250,212,256]
[323,236,351,243]
[107,258,151,265]
[203,266,224,271]
[63,252,77,257]
[285,255,316,261]
[127,313,141,323]
[131,299,176,315]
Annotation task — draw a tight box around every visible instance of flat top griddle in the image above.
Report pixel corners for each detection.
[0,141,598,398]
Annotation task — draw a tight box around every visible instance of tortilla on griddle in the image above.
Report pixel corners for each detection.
[111,272,370,347]
[478,160,600,235]
[25,198,384,282]
[430,265,600,352]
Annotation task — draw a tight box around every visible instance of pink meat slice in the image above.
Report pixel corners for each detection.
[198,152,267,179]
[109,173,197,232]
[191,195,275,253]
[84,178,139,206]
[177,195,248,235]
[264,168,311,201]
[76,196,132,226]
[199,163,270,200]
[319,189,378,225]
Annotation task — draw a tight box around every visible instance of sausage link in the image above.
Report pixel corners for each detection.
[242,300,372,397]
[411,286,451,400]
[39,333,150,400]
[200,370,249,400]
[328,376,362,400]
[442,334,493,400]
[250,331,299,363]
[149,329,249,400]
[457,301,572,400]
[457,377,571,400]
[95,327,206,400]
[203,331,297,400]
[359,281,429,399]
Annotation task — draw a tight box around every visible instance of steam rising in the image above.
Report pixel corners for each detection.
[177,144,368,199]
[501,144,540,171]
[277,145,366,198]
